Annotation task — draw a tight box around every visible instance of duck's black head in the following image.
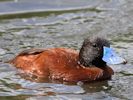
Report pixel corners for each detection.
[79,36,110,67]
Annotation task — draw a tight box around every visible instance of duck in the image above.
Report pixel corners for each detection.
[8,36,126,82]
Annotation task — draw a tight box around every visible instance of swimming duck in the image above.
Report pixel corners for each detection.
[8,36,126,82]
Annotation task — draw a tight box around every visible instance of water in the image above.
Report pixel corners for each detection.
[0,0,133,100]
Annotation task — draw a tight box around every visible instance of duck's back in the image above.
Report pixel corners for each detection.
[9,48,79,77]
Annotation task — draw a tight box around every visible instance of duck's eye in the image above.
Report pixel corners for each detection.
[92,43,97,47]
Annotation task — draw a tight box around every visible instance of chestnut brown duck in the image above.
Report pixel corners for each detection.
[8,36,126,82]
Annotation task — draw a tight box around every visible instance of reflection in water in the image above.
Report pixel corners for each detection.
[0,0,133,100]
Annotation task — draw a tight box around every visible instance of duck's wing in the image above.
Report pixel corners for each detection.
[7,48,45,64]
[18,48,45,56]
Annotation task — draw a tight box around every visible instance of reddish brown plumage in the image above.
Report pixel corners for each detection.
[9,48,114,82]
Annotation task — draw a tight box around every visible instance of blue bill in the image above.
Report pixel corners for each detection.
[102,46,126,64]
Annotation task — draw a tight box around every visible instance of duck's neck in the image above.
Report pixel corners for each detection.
[78,57,106,67]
